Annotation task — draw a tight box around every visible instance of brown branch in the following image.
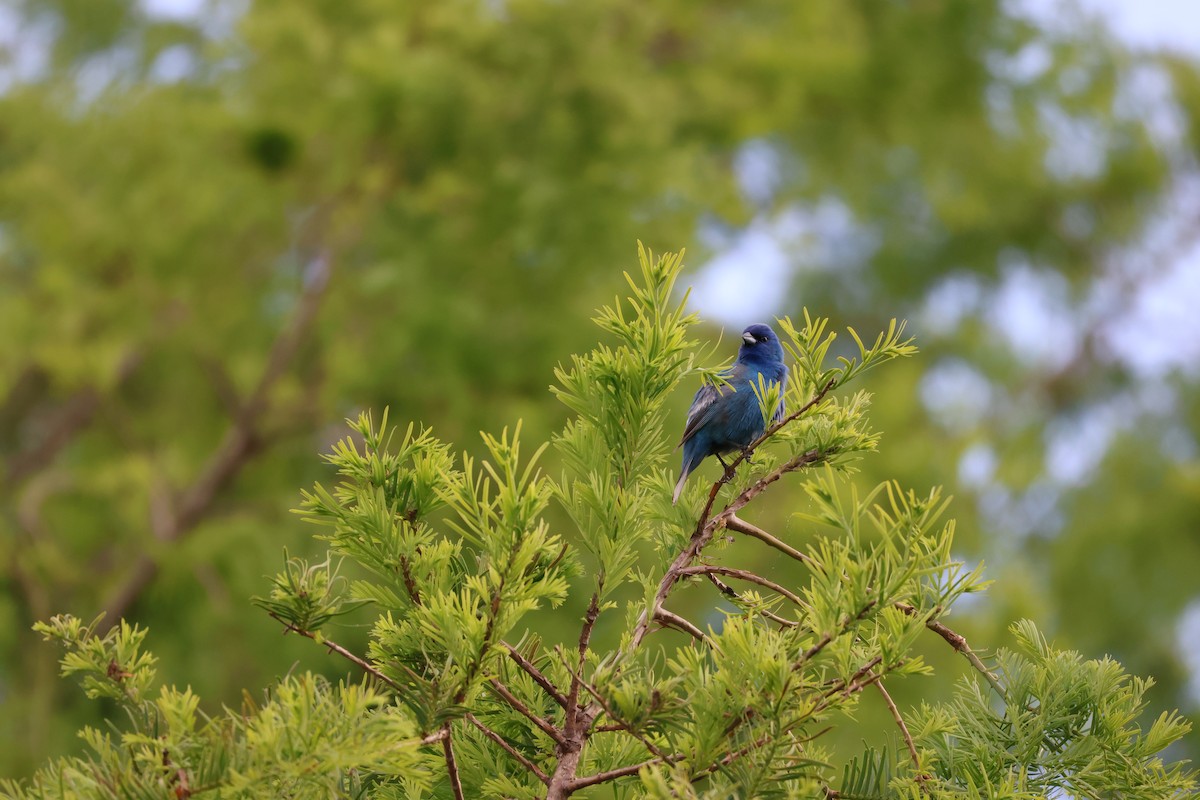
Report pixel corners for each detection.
[545,591,603,799]
[924,619,1004,699]
[102,258,333,628]
[563,664,677,765]
[632,448,825,650]
[705,573,799,628]
[679,565,809,609]
[395,512,423,605]
[442,724,466,800]
[564,592,601,738]
[654,608,715,649]
[5,351,142,487]
[896,602,1005,699]
[822,656,884,701]
[465,712,550,785]
[725,514,816,568]
[875,679,919,769]
[697,723,834,779]
[708,662,893,778]
[569,756,662,790]
[419,729,449,746]
[794,602,876,669]
[503,641,569,709]
[269,614,403,693]
[487,679,566,745]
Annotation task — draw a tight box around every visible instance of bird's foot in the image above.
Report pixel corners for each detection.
[716,454,737,483]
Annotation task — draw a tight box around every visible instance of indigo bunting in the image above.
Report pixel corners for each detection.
[673,323,788,504]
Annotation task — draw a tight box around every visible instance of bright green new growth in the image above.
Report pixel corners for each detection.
[9,247,1194,799]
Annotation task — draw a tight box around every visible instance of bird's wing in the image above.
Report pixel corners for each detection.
[676,381,723,448]
[677,367,748,447]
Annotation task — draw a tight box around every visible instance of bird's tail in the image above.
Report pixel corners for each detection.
[672,459,694,505]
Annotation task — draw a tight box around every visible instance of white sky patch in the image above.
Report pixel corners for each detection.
[149,44,198,83]
[985,261,1080,372]
[143,0,208,20]
[958,443,999,489]
[979,479,1065,542]
[1044,399,1129,484]
[920,359,995,432]
[1115,63,1188,149]
[1100,244,1200,379]
[1178,599,1200,707]
[691,195,879,326]
[1049,0,1200,54]
[1039,103,1109,181]
[690,219,796,326]
[734,139,785,209]
[0,6,51,91]
[920,273,986,336]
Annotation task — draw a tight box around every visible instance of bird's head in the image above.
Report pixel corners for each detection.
[739,323,785,365]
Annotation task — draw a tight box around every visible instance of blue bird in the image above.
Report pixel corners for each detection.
[673,323,788,504]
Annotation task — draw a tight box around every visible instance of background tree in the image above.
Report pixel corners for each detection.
[2,0,1199,776]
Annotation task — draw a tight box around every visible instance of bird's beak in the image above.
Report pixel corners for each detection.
[742,332,757,345]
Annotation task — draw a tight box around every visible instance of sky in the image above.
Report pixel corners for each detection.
[1026,0,1200,53]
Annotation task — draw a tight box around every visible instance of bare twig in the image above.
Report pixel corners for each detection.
[633,449,824,650]
[545,590,605,799]
[269,614,402,693]
[725,514,816,567]
[569,757,662,790]
[875,679,919,769]
[925,619,1004,699]
[679,565,809,609]
[705,573,799,628]
[442,724,466,800]
[487,679,566,745]
[655,608,716,649]
[794,602,877,669]
[822,656,884,701]
[419,729,450,746]
[503,641,569,709]
[896,603,1005,699]
[464,712,550,785]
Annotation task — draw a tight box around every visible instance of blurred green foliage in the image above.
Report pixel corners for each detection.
[2,0,1198,779]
